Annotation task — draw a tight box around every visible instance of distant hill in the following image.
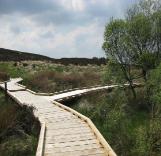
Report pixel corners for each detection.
[0,48,107,65]
[52,57,106,66]
[0,48,52,61]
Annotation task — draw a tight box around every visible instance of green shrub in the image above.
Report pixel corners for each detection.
[0,62,27,78]
[22,63,28,67]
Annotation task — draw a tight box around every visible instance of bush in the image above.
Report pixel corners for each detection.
[32,64,36,69]
[22,63,28,67]
[0,72,10,81]
[13,62,18,67]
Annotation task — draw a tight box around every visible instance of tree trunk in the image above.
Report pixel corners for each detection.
[128,79,136,99]
[120,64,136,98]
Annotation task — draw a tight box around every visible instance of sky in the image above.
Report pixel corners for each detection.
[0,0,138,58]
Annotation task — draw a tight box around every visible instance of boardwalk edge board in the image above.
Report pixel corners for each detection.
[36,122,46,156]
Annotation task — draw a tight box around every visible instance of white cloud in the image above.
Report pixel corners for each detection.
[59,0,85,11]
[0,0,138,58]
[72,0,85,11]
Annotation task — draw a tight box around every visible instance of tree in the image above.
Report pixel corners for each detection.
[103,19,137,97]
[103,0,161,98]
[127,0,161,81]
[127,13,153,81]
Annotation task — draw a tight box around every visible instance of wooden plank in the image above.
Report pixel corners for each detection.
[45,119,84,125]
[45,132,94,140]
[42,113,74,118]
[44,143,102,153]
[46,126,90,132]
[45,139,99,148]
[46,123,88,130]
[43,115,78,120]
[36,122,46,156]
[45,135,96,143]
[46,128,91,136]
[45,148,105,156]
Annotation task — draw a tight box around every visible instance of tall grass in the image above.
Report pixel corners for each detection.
[23,70,102,92]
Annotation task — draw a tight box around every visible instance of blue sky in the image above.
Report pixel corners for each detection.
[0,0,138,58]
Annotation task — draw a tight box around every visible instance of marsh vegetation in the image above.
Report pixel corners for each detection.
[0,92,40,156]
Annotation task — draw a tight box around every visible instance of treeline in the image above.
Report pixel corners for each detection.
[52,57,106,66]
[0,48,106,65]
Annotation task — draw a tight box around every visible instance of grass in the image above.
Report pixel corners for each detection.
[0,91,40,156]
[0,62,26,77]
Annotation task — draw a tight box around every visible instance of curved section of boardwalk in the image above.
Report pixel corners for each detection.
[0,78,116,156]
[47,85,119,102]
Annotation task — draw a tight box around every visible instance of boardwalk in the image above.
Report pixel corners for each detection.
[0,78,116,156]
[46,85,120,102]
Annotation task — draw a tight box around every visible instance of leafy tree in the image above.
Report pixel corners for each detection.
[103,0,161,98]
[127,0,161,81]
[103,19,138,97]
[103,60,125,84]
[101,0,161,155]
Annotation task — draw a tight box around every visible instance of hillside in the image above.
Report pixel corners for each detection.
[0,48,52,61]
[0,48,106,65]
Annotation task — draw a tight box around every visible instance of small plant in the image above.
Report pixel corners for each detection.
[13,62,18,67]
[32,64,36,69]
[22,63,28,67]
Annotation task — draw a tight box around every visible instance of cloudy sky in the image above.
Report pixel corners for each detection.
[0,0,138,58]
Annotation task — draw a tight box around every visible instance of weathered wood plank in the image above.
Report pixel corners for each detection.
[45,148,105,156]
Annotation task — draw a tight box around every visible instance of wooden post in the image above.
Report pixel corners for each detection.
[4,81,8,101]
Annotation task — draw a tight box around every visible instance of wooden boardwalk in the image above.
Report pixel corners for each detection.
[45,84,120,102]
[0,78,116,156]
